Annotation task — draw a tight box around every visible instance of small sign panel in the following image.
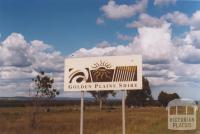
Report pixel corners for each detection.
[64,55,142,91]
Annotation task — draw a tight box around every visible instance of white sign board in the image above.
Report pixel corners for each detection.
[64,55,142,91]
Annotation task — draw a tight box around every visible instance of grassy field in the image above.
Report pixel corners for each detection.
[0,106,199,134]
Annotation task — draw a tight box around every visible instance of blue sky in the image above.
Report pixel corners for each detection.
[0,0,200,100]
[1,0,199,54]
[0,0,114,54]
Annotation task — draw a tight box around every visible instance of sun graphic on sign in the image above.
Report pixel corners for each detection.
[91,60,113,81]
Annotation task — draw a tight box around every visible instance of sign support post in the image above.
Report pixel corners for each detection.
[122,90,126,134]
[80,91,84,134]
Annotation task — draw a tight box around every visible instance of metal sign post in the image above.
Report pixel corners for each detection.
[80,91,84,134]
[122,90,126,134]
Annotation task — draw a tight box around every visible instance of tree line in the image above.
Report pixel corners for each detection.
[31,72,180,111]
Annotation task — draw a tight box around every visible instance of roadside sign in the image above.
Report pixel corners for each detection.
[64,55,142,91]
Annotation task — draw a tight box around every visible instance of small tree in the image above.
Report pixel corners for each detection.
[126,77,153,107]
[158,91,180,107]
[88,91,116,111]
[32,71,59,111]
[29,71,59,128]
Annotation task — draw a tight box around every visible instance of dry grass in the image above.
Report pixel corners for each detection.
[0,106,199,134]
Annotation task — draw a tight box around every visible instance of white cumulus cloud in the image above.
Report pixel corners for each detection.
[0,33,64,97]
[162,11,190,25]
[161,10,200,30]
[130,23,174,64]
[116,32,133,41]
[190,10,200,30]
[126,13,166,28]
[154,0,176,6]
[96,17,105,25]
[101,0,147,19]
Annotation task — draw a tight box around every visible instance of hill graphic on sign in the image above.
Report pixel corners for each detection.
[91,60,114,82]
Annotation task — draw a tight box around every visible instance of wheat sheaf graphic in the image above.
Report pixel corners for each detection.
[113,66,137,82]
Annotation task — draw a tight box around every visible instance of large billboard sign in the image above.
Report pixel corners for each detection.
[64,55,142,91]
